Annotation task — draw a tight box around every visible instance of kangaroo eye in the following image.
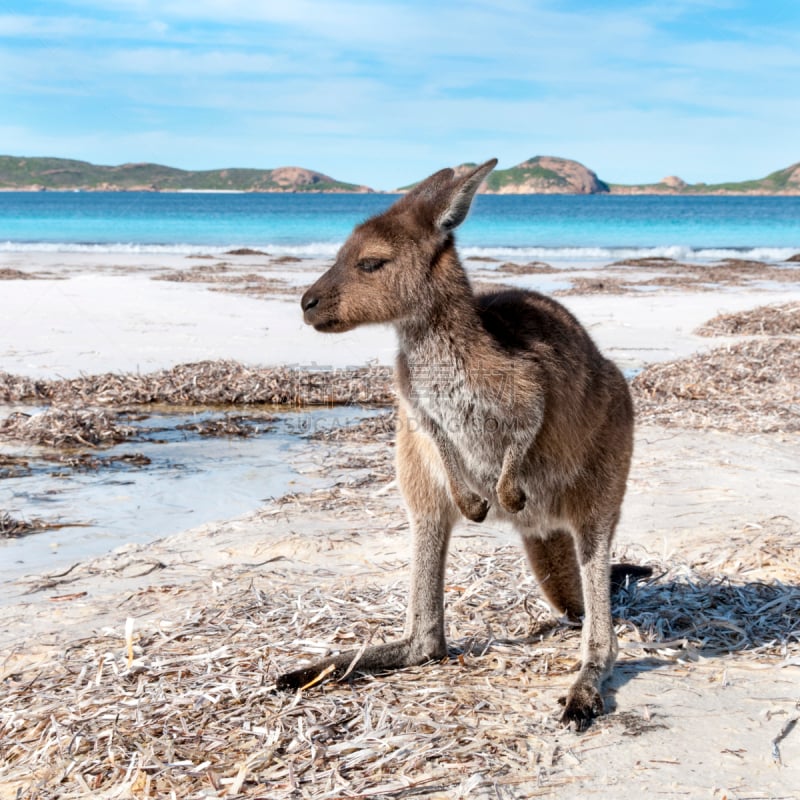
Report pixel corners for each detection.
[357,257,388,273]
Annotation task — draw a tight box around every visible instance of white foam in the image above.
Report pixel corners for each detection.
[2,241,798,263]
[0,241,342,258]
[461,245,800,263]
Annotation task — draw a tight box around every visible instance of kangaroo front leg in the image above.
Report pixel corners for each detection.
[419,412,489,523]
[560,525,617,730]
[496,441,528,513]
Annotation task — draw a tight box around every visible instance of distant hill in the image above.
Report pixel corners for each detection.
[610,162,800,195]
[401,156,608,194]
[0,157,372,193]
[471,157,800,195]
[2,154,799,194]
[481,156,609,194]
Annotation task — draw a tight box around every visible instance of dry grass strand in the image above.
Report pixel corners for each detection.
[695,302,800,337]
[633,337,800,432]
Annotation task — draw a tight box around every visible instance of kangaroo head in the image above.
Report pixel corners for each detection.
[300,159,497,332]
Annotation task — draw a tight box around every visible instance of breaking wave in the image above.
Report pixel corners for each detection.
[2,241,796,263]
[0,241,343,258]
[460,245,800,263]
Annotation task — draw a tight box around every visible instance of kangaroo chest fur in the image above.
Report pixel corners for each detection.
[398,333,511,486]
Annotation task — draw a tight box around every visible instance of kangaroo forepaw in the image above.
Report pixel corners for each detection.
[457,493,490,523]
[497,483,526,513]
[558,684,605,731]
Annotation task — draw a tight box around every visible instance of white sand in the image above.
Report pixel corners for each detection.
[3,251,800,378]
[0,253,396,376]
[1,251,799,798]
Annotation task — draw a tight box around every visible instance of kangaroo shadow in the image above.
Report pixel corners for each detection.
[450,570,800,710]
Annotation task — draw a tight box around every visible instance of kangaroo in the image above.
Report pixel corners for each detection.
[278,159,642,729]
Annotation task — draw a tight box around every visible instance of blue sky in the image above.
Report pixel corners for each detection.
[1,0,799,189]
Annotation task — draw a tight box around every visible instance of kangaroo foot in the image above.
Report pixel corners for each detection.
[558,683,605,731]
[276,638,445,691]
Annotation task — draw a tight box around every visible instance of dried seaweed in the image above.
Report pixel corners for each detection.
[496,261,557,275]
[555,258,800,295]
[703,258,800,285]
[554,277,639,296]
[211,277,301,298]
[0,454,31,479]
[695,302,800,337]
[0,361,395,408]
[176,413,277,438]
[306,411,397,443]
[0,268,43,280]
[609,257,696,269]
[1,517,797,798]
[0,511,65,538]
[632,337,800,432]
[153,264,233,282]
[154,262,303,297]
[57,452,152,470]
[0,408,136,447]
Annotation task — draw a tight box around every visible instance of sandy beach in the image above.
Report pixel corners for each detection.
[1,250,800,798]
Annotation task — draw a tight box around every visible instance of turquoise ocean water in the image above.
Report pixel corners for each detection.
[0,192,798,261]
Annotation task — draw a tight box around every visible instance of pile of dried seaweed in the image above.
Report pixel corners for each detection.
[1,519,797,799]
[154,263,302,298]
[495,261,556,275]
[153,263,235,282]
[0,408,135,447]
[176,413,277,438]
[695,302,800,337]
[610,256,693,269]
[211,276,301,298]
[307,411,396,443]
[611,256,800,285]
[271,255,302,265]
[553,257,800,295]
[0,268,40,280]
[632,338,800,432]
[0,361,395,408]
[0,511,62,538]
[554,277,638,296]
[0,454,31,479]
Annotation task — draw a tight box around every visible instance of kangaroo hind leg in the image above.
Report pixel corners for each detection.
[523,528,584,621]
[558,519,618,730]
[277,406,457,691]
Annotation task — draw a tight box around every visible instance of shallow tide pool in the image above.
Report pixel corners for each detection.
[0,405,376,586]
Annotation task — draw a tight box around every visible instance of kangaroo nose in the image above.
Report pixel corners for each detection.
[301,292,319,313]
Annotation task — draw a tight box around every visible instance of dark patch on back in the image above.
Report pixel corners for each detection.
[475,289,591,357]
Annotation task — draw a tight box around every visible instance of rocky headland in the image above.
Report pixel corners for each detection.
[2,154,799,195]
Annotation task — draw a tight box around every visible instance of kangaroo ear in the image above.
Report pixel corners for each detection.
[403,167,455,201]
[435,158,497,232]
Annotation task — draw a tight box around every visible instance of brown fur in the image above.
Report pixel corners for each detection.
[278,160,646,729]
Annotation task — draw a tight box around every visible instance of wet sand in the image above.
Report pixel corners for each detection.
[1,251,799,798]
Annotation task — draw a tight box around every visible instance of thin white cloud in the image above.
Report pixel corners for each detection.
[2,0,798,187]
[108,48,281,76]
